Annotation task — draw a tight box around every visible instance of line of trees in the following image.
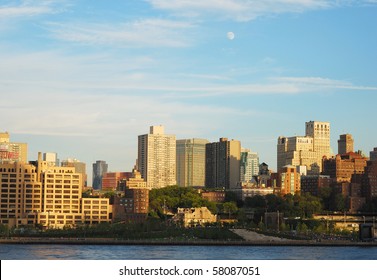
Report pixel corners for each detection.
[148,186,242,219]
[148,186,326,223]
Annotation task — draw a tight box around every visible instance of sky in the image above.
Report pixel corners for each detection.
[1,0,376,182]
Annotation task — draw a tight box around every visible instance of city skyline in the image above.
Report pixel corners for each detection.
[1,0,376,174]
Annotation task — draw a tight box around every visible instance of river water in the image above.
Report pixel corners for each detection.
[1,244,377,260]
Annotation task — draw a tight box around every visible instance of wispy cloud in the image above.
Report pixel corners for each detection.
[148,0,377,21]
[1,49,376,98]
[0,0,65,18]
[0,90,257,138]
[47,18,195,48]
[147,0,333,21]
[272,76,377,91]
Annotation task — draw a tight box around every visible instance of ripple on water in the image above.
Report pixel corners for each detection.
[1,244,377,260]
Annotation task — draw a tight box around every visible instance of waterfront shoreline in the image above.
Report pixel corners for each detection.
[1,237,376,247]
[1,229,374,246]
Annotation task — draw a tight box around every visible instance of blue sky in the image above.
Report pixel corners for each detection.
[1,0,376,180]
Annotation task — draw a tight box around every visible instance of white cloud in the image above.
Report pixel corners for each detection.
[1,49,376,100]
[272,76,377,91]
[47,18,195,48]
[147,0,333,21]
[0,0,65,18]
[0,5,50,17]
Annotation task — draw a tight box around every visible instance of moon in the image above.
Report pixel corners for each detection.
[227,31,235,40]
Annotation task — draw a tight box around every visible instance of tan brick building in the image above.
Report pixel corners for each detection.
[277,121,331,174]
[173,207,217,227]
[0,152,111,229]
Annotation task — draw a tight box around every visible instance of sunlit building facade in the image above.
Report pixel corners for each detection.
[277,121,331,174]
[0,153,111,229]
[0,132,28,163]
[137,125,176,188]
[338,134,354,155]
[240,148,259,183]
[176,138,208,187]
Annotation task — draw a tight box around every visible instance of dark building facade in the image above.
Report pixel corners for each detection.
[205,138,240,189]
[92,160,108,190]
[362,160,377,201]
[301,175,331,196]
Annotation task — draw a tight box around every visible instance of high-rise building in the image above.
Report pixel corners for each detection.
[92,160,108,190]
[176,138,208,187]
[240,148,259,183]
[0,132,28,163]
[338,134,354,155]
[205,137,241,189]
[305,121,331,157]
[370,148,377,161]
[277,121,331,173]
[137,125,176,189]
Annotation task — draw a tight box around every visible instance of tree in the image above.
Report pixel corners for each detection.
[297,222,308,234]
[334,194,347,212]
[280,223,288,232]
[223,201,238,218]
[224,191,238,203]
[314,223,326,234]
[258,221,266,231]
[203,200,218,215]
[149,186,219,218]
[244,195,266,209]
[319,186,332,210]
[298,192,323,218]
[0,224,8,237]
[102,191,117,198]
[265,194,285,212]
